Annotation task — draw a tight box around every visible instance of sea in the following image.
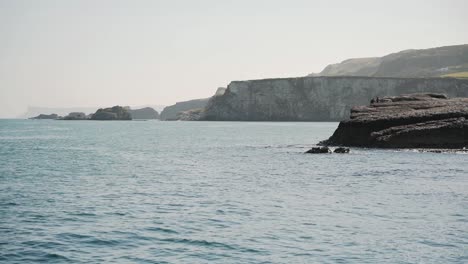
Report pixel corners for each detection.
[0,119,467,263]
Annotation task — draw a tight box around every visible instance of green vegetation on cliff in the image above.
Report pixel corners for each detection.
[441,71,468,79]
[310,44,468,78]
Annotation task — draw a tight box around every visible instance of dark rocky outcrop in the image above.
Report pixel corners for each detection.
[200,76,468,121]
[30,113,59,119]
[309,44,468,78]
[128,107,159,119]
[91,106,132,120]
[333,147,350,153]
[322,93,468,149]
[305,147,331,154]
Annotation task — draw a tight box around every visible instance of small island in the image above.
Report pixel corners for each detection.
[321,93,468,149]
[29,113,59,120]
[90,106,132,120]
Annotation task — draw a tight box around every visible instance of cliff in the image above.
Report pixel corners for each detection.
[128,107,159,119]
[160,98,209,120]
[160,88,226,121]
[309,44,468,78]
[322,93,468,148]
[176,108,205,121]
[91,106,132,120]
[200,76,468,121]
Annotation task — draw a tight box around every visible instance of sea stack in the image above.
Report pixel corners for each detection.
[322,93,468,149]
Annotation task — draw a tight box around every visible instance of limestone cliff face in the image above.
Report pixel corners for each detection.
[200,76,468,121]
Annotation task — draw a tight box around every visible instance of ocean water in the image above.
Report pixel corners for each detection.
[0,119,467,263]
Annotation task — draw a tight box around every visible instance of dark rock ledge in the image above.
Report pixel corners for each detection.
[305,146,350,154]
[321,93,468,149]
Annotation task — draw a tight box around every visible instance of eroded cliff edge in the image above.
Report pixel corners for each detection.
[200,76,468,121]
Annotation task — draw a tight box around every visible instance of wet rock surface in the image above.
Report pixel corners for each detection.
[333,147,350,153]
[323,93,468,148]
[305,147,331,154]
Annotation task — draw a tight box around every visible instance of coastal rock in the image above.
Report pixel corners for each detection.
[91,106,132,120]
[30,113,58,119]
[305,147,331,154]
[128,107,159,119]
[200,76,468,121]
[176,108,205,121]
[333,147,350,153]
[322,93,468,148]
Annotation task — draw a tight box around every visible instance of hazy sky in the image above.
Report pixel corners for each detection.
[1,0,467,118]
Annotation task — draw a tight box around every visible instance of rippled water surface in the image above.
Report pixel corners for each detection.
[1,120,467,263]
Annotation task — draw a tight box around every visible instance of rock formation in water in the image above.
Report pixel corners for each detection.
[308,44,468,78]
[29,113,59,119]
[305,146,350,154]
[91,106,132,120]
[305,147,331,154]
[200,76,468,121]
[333,147,350,153]
[128,107,159,119]
[322,93,468,149]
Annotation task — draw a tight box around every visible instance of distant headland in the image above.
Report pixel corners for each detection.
[30,106,159,121]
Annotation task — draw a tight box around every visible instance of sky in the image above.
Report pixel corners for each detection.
[0,0,467,118]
